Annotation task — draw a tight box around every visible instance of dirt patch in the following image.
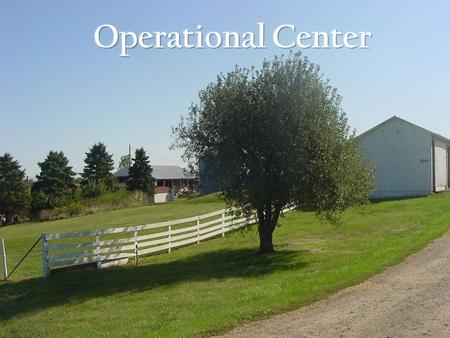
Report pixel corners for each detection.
[220,231,450,337]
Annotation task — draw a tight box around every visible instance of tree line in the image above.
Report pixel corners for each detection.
[0,143,155,224]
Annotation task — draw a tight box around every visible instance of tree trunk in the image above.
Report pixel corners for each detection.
[4,212,13,225]
[258,227,274,253]
[257,204,282,254]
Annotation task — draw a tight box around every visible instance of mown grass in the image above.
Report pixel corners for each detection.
[1,192,450,337]
[0,194,225,280]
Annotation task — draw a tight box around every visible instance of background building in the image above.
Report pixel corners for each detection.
[114,165,198,194]
[153,186,174,203]
[359,116,450,198]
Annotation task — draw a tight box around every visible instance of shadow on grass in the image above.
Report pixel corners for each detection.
[369,195,426,204]
[0,247,307,321]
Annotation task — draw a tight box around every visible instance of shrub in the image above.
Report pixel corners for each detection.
[34,190,149,221]
[81,179,109,199]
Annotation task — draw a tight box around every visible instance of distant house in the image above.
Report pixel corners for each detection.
[359,116,450,198]
[113,165,198,194]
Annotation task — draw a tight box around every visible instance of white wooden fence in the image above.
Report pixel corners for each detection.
[41,206,295,277]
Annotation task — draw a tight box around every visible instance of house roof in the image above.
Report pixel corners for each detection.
[114,165,196,180]
[358,116,450,144]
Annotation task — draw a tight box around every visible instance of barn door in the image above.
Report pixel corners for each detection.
[433,139,448,192]
[447,145,450,189]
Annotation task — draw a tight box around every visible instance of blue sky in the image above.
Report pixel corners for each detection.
[1,1,449,177]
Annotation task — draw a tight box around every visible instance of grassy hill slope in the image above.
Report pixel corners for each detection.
[0,194,225,280]
[1,193,450,337]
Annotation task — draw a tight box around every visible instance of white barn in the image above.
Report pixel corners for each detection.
[359,116,450,198]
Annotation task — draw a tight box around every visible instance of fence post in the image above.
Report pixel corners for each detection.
[1,238,8,280]
[168,225,172,253]
[41,234,49,278]
[221,211,225,237]
[134,230,139,265]
[95,233,101,269]
[196,216,200,244]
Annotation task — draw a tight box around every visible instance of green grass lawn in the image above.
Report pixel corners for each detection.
[0,194,225,280]
[1,193,450,337]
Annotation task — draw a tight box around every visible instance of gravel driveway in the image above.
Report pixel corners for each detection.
[221,231,450,338]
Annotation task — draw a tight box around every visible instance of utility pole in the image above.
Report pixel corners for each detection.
[128,144,132,167]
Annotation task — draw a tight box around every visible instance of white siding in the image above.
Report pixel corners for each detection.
[434,140,448,192]
[154,192,174,204]
[360,118,433,198]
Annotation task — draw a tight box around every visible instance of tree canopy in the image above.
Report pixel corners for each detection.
[0,153,30,223]
[31,151,76,211]
[172,53,374,253]
[126,148,155,195]
[118,154,132,170]
[81,142,115,191]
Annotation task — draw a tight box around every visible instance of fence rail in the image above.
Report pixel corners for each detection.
[41,206,295,277]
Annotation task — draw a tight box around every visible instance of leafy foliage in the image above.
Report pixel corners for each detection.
[126,148,155,195]
[81,142,115,194]
[173,53,374,252]
[31,151,76,212]
[81,179,109,199]
[118,154,132,170]
[0,153,30,223]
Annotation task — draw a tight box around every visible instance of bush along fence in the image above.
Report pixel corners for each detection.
[41,206,295,277]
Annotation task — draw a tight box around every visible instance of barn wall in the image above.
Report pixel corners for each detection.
[434,139,449,192]
[360,118,433,198]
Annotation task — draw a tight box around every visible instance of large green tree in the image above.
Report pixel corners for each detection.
[0,153,30,223]
[81,142,115,192]
[126,148,155,195]
[31,151,76,211]
[173,53,374,253]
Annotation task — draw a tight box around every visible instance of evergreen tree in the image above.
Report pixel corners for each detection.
[126,148,155,194]
[0,153,30,224]
[31,151,76,211]
[81,142,115,191]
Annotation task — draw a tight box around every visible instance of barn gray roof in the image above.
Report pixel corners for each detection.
[114,165,195,180]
